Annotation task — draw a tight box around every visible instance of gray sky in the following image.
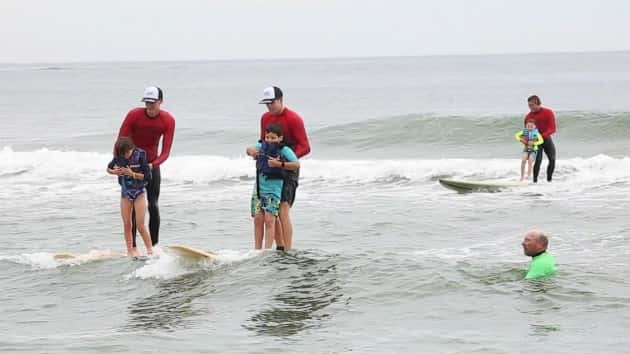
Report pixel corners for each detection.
[1,0,629,63]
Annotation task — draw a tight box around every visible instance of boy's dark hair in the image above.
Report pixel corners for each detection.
[114,136,135,157]
[265,123,284,137]
[527,95,541,105]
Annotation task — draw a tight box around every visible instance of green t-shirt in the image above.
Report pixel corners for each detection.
[525,251,556,279]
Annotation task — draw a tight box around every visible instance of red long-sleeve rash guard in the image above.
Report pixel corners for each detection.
[260,108,310,158]
[117,108,176,167]
[524,107,556,139]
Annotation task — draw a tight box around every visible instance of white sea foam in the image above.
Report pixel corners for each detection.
[0,249,122,269]
[2,147,630,188]
[0,147,630,199]
[128,248,260,280]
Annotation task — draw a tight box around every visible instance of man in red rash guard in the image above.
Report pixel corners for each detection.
[248,86,310,250]
[524,95,556,183]
[116,86,175,249]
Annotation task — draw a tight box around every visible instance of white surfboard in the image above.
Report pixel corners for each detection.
[438,178,524,193]
[167,245,217,261]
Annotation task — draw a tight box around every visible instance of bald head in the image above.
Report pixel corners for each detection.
[522,229,549,256]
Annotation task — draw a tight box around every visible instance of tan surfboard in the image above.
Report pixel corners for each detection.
[53,253,77,261]
[167,245,217,261]
[53,251,123,261]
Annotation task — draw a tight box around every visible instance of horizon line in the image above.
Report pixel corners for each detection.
[1,48,629,66]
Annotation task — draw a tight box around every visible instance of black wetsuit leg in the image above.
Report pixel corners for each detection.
[132,166,161,247]
[532,137,556,183]
[533,145,544,183]
[543,137,556,182]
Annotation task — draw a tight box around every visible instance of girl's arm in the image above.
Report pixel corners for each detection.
[130,171,144,180]
[118,166,142,180]
[515,131,524,143]
[107,159,120,175]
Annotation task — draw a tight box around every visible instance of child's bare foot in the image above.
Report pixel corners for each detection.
[128,248,139,258]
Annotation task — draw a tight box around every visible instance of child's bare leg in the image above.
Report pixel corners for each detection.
[133,195,153,255]
[274,218,285,250]
[120,198,138,257]
[527,155,535,179]
[254,213,264,249]
[520,154,528,181]
[263,212,276,249]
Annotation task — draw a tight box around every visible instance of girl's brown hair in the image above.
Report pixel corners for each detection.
[114,137,135,157]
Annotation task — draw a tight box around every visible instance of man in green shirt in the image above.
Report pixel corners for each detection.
[522,229,556,279]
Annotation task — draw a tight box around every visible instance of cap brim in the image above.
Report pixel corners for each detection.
[259,99,274,104]
[141,98,158,102]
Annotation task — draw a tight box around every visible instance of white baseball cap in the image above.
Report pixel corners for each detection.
[141,86,163,102]
[259,86,283,104]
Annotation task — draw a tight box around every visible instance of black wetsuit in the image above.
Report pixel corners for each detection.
[533,137,556,183]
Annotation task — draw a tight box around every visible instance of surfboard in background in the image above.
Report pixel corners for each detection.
[167,245,217,261]
[438,178,524,193]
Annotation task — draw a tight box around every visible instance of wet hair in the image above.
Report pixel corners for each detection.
[114,137,135,157]
[527,95,541,105]
[265,123,284,137]
[525,118,536,126]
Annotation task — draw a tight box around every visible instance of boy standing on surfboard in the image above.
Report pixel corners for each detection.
[515,118,544,181]
[246,123,300,250]
[253,86,311,250]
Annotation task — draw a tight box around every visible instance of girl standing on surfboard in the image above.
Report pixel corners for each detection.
[107,137,154,258]
[515,118,544,182]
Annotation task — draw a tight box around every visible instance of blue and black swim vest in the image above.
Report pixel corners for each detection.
[108,148,151,190]
[256,142,286,179]
[522,128,540,152]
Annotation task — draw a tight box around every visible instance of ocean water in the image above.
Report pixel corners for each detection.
[1,52,630,353]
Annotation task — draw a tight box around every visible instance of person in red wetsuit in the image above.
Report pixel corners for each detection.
[247,86,310,250]
[524,95,556,183]
[116,86,175,249]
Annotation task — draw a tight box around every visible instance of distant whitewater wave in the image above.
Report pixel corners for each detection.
[2,147,630,189]
[314,111,630,148]
[4,112,628,160]
[42,111,630,151]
